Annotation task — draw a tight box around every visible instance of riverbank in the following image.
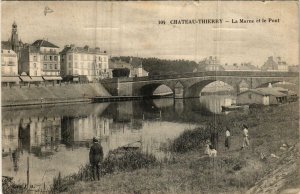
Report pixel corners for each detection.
[51,102,299,194]
[1,83,111,107]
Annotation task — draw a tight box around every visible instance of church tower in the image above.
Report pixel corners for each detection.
[11,21,19,52]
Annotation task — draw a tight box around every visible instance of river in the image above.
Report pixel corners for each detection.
[2,94,236,189]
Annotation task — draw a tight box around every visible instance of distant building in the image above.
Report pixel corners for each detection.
[60,45,109,82]
[237,87,288,105]
[288,65,299,72]
[204,56,224,71]
[109,57,148,77]
[261,56,288,72]
[194,56,224,72]
[129,58,149,77]
[1,22,25,58]
[1,42,20,86]
[1,48,18,76]
[19,39,62,83]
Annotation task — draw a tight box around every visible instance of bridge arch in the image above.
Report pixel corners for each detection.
[139,83,174,97]
[184,80,234,98]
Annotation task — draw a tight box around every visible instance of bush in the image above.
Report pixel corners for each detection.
[2,176,26,194]
[102,149,157,174]
[170,127,211,153]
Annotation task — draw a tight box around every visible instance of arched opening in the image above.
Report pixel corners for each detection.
[186,80,235,114]
[186,80,234,98]
[201,81,234,96]
[139,84,173,97]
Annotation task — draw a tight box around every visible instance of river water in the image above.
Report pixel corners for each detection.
[2,95,235,188]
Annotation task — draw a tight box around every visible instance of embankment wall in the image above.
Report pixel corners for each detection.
[1,83,111,106]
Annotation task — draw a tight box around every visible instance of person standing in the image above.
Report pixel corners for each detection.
[89,137,103,181]
[241,124,250,149]
[225,127,231,150]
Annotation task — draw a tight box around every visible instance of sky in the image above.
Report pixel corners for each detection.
[2,1,299,66]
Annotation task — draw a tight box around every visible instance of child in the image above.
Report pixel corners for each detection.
[225,127,231,150]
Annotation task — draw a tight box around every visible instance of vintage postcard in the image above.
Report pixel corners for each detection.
[1,1,299,194]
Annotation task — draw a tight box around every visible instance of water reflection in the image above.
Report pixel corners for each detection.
[2,94,235,187]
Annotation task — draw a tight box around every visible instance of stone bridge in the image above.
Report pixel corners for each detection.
[100,71,299,98]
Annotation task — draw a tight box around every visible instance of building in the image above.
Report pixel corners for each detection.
[1,43,20,86]
[60,45,109,82]
[129,58,149,77]
[109,57,149,78]
[19,39,62,84]
[288,65,299,72]
[1,22,25,58]
[204,56,224,71]
[237,87,288,105]
[194,56,224,72]
[261,56,288,72]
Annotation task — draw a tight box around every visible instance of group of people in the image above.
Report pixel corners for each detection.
[89,124,251,180]
[205,124,250,157]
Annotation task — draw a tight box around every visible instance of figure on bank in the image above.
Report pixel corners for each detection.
[225,127,231,150]
[89,137,104,181]
[241,124,250,150]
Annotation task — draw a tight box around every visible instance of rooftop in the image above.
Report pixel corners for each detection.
[60,45,107,54]
[239,87,287,97]
[32,39,59,48]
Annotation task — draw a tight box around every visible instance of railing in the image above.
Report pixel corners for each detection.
[99,71,298,83]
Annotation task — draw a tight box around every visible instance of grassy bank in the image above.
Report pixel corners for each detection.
[52,149,157,192]
[57,102,299,193]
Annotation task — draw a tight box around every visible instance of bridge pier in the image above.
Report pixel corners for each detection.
[174,82,184,99]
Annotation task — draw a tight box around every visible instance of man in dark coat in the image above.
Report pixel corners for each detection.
[89,137,103,181]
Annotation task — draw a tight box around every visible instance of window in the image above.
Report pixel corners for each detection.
[74,54,78,60]
[50,56,53,61]
[248,94,252,99]
[33,63,36,68]
[34,71,37,76]
[54,56,58,61]
[50,64,53,69]
[33,56,37,61]
[75,62,78,68]
[68,62,72,68]
[44,55,47,60]
[55,64,58,69]
[68,55,72,60]
[44,64,47,69]
[75,70,78,74]
[69,70,72,75]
